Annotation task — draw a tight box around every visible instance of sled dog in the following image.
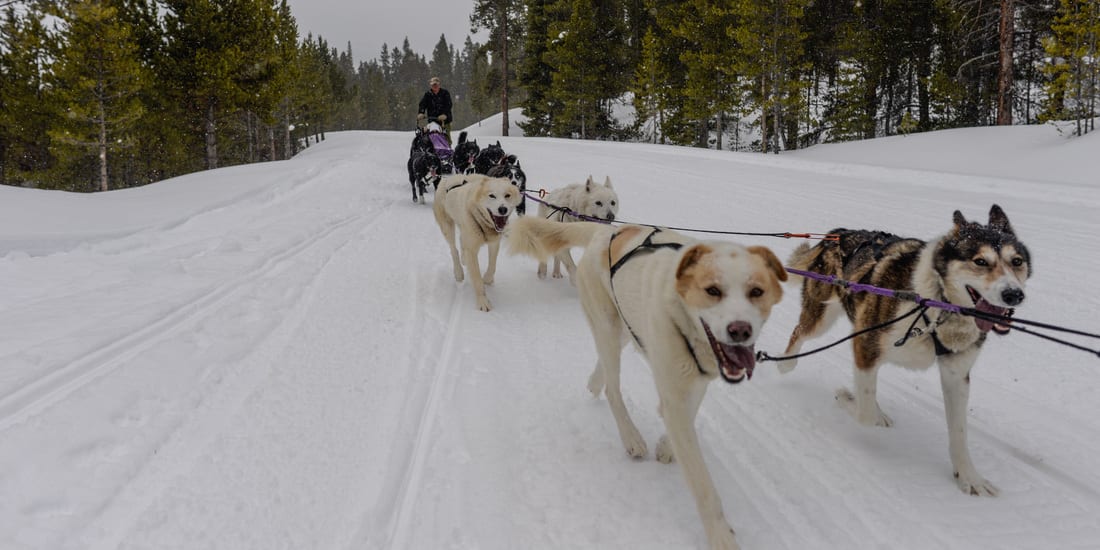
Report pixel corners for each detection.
[779,204,1030,496]
[535,176,619,284]
[434,174,522,311]
[407,150,441,204]
[486,156,527,216]
[453,131,480,174]
[508,216,787,549]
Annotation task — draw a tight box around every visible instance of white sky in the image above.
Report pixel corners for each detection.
[284,0,483,63]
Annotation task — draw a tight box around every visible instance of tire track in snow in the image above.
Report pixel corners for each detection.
[382,284,466,550]
[0,213,362,432]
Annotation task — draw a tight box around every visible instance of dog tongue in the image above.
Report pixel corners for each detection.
[973,297,1011,334]
[717,342,755,381]
[491,214,509,231]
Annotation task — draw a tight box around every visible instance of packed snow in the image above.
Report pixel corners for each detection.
[1,121,1098,550]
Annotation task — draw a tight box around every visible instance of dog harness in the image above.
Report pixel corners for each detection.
[607,228,709,376]
[896,307,955,356]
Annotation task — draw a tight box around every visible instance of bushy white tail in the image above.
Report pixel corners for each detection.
[507,217,610,261]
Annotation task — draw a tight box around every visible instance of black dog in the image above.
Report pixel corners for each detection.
[406,150,442,204]
[410,127,433,156]
[486,156,527,215]
[472,141,506,175]
[453,131,480,174]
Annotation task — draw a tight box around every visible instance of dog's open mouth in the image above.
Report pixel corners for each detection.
[966,285,1014,335]
[488,209,509,232]
[701,322,755,384]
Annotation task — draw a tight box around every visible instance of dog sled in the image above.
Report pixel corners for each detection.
[423,122,455,173]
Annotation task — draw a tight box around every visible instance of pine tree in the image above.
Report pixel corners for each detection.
[729,0,810,152]
[471,0,525,135]
[0,3,55,186]
[49,0,150,192]
[1043,0,1099,135]
[545,0,631,139]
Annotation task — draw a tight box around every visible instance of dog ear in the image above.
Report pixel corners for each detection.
[952,210,968,230]
[585,175,594,192]
[987,204,1015,236]
[603,176,613,189]
[748,246,788,282]
[676,244,712,280]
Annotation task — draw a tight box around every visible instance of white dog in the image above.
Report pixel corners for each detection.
[508,216,787,549]
[433,174,521,311]
[535,175,619,283]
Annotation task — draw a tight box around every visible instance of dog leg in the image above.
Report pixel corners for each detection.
[462,239,492,312]
[659,380,740,550]
[537,259,548,280]
[438,221,463,283]
[586,329,628,397]
[560,249,578,286]
[779,301,841,373]
[551,255,565,279]
[483,239,499,286]
[838,342,892,426]
[584,303,645,457]
[939,354,998,496]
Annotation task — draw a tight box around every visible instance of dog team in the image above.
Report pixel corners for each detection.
[414,140,1031,549]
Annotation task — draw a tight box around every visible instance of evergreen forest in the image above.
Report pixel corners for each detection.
[0,0,1096,192]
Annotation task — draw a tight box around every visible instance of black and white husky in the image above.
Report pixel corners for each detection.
[406,150,442,204]
[779,204,1031,496]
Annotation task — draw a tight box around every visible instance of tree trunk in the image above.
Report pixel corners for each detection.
[98,100,108,192]
[996,0,1015,125]
[284,110,292,159]
[501,10,510,136]
[205,101,218,170]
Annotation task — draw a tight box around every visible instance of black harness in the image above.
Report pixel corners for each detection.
[607,228,709,376]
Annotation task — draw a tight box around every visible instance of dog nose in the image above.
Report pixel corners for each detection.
[605,213,615,222]
[1001,288,1025,306]
[497,205,509,216]
[727,321,752,343]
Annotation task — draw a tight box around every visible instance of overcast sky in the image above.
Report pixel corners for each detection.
[284,0,483,65]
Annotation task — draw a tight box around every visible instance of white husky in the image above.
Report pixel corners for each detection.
[508,216,787,549]
[433,174,522,311]
[535,175,619,283]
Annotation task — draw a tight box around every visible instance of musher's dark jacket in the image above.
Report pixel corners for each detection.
[419,88,453,123]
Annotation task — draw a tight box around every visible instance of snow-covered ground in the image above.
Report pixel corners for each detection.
[1,123,1098,550]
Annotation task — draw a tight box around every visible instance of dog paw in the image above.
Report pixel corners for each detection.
[586,370,604,397]
[477,297,492,312]
[835,388,893,427]
[706,522,739,550]
[537,266,547,280]
[955,471,999,496]
[482,274,494,285]
[655,435,674,464]
[776,358,798,373]
[621,428,647,459]
[552,270,564,279]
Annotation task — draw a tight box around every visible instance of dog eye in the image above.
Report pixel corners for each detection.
[974,258,989,267]
[705,286,722,298]
[1011,257,1024,267]
[611,201,616,206]
[489,194,497,199]
[595,201,603,207]
[749,287,764,298]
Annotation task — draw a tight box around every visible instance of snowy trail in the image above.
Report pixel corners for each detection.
[3,129,1099,550]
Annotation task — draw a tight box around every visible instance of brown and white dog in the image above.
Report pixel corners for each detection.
[779,204,1031,496]
[508,216,786,549]
[434,174,522,311]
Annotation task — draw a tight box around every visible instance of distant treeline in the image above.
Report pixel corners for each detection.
[1,0,1097,191]
[0,0,494,191]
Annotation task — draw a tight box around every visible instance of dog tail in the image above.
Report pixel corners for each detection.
[507,216,609,261]
[786,242,817,272]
